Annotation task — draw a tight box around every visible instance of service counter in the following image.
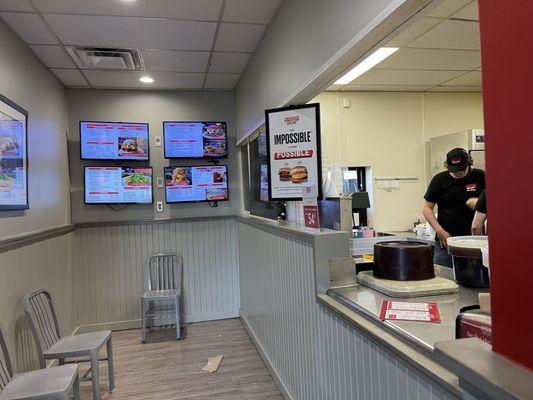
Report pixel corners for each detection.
[236,215,531,400]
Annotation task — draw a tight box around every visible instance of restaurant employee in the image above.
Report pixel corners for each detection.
[423,148,486,267]
[471,189,487,235]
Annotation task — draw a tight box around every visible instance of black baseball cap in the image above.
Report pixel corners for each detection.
[446,148,470,172]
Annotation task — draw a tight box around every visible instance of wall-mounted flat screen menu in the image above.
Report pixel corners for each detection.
[165,165,228,203]
[80,121,149,161]
[0,94,28,210]
[84,166,153,204]
[163,121,227,159]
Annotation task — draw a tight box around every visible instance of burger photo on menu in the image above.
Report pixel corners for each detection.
[118,136,146,156]
[167,167,192,186]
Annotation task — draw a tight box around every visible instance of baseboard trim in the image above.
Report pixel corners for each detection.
[75,311,240,333]
[240,311,294,400]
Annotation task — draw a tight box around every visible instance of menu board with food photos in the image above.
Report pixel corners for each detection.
[84,166,153,204]
[265,103,322,201]
[0,94,28,210]
[163,121,227,159]
[80,121,149,161]
[165,165,228,203]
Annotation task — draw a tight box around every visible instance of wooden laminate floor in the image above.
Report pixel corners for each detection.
[79,318,282,400]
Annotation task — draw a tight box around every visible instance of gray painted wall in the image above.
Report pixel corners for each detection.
[72,218,239,330]
[234,0,415,141]
[0,20,70,238]
[66,89,241,224]
[237,220,457,400]
[0,20,72,373]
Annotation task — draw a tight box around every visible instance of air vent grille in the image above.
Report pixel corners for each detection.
[66,47,143,70]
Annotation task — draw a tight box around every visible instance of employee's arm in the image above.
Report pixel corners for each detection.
[423,200,451,248]
[466,197,479,210]
[471,211,487,235]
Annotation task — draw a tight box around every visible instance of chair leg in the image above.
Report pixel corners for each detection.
[141,298,146,343]
[90,350,101,400]
[107,337,116,393]
[73,371,80,400]
[175,296,181,340]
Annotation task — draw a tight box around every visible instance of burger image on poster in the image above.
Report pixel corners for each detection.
[269,105,320,200]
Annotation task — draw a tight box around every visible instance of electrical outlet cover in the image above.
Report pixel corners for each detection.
[156,201,163,212]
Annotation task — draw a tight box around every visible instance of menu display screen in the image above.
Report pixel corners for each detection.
[165,165,228,203]
[163,121,227,159]
[80,121,149,161]
[85,166,153,204]
[0,95,28,210]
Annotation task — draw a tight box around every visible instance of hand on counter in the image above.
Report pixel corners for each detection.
[437,229,451,248]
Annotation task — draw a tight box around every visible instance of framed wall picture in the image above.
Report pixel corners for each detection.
[265,103,322,201]
[0,93,28,210]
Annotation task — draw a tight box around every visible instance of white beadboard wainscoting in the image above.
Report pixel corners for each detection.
[72,217,239,331]
[237,218,459,400]
[0,231,75,373]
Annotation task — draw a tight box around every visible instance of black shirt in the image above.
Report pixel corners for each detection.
[476,189,487,214]
[424,168,486,237]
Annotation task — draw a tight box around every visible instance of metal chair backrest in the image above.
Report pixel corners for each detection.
[147,253,183,291]
[23,289,61,368]
[0,324,14,392]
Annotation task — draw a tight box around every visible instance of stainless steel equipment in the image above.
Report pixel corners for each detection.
[429,129,485,178]
[318,193,353,231]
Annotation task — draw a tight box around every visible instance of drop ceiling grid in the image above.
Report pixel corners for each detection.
[331,0,481,93]
[0,0,283,90]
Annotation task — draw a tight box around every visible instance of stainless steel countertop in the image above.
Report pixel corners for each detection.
[328,266,488,354]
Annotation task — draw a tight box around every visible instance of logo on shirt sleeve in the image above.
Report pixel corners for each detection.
[466,183,477,192]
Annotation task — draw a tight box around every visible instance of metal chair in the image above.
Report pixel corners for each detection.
[141,253,184,342]
[23,289,114,400]
[0,323,79,400]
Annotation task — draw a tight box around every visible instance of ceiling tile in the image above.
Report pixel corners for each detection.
[215,23,265,52]
[204,73,240,90]
[51,68,89,86]
[377,48,480,71]
[340,84,434,92]
[0,12,57,44]
[31,45,76,68]
[442,71,482,85]
[84,70,205,89]
[0,0,32,12]
[452,1,479,20]
[386,17,441,47]
[33,0,223,21]
[429,85,482,92]
[223,0,281,24]
[408,19,480,50]
[44,14,217,51]
[425,0,471,18]
[209,52,251,73]
[353,69,464,86]
[141,50,209,72]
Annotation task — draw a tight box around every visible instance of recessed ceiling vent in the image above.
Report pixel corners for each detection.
[66,47,143,70]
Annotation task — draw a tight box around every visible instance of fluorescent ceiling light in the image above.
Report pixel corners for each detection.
[139,76,154,83]
[334,47,399,85]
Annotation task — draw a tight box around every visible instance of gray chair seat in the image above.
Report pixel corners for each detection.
[142,289,180,300]
[43,330,111,359]
[0,364,79,400]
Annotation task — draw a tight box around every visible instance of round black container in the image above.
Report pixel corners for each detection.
[451,256,490,288]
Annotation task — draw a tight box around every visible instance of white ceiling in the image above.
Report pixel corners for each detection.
[0,0,283,90]
[329,0,482,93]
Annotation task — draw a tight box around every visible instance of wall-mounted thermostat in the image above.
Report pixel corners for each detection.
[156,177,164,188]
[155,136,162,147]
